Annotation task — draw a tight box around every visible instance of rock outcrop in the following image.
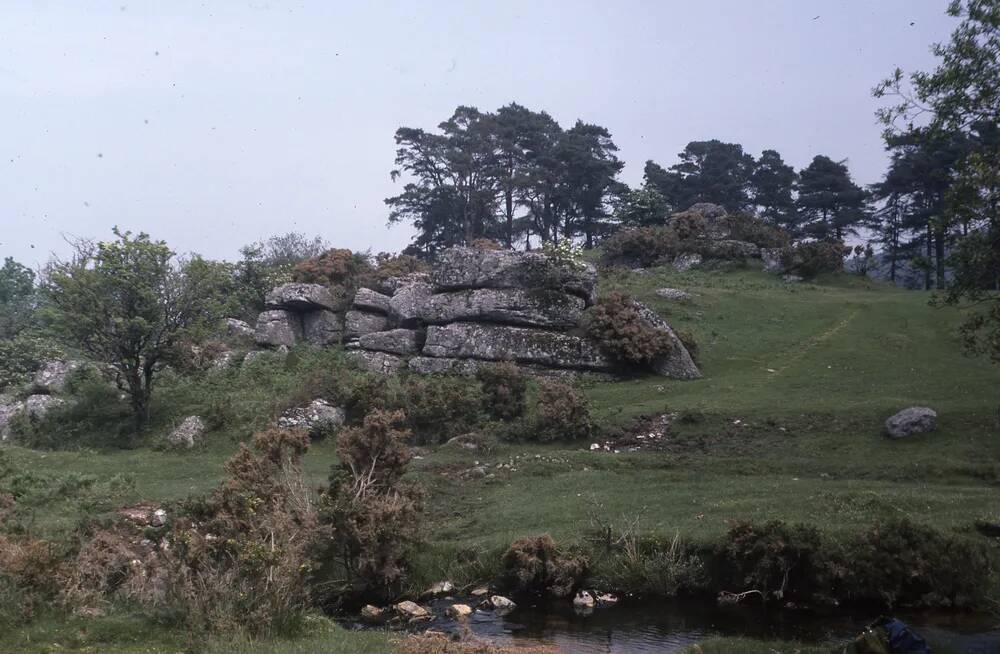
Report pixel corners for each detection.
[279,399,345,435]
[251,247,700,380]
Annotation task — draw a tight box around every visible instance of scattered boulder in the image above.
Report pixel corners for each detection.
[388,281,434,325]
[885,406,938,439]
[223,318,255,339]
[655,288,693,302]
[265,283,340,312]
[628,301,702,380]
[423,323,618,372]
[489,595,516,613]
[23,394,68,420]
[360,605,385,623]
[0,396,25,442]
[278,399,345,435]
[344,310,390,340]
[422,581,455,598]
[359,329,421,355]
[573,590,596,609]
[761,248,784,274]
[447,604,472,619]
[254,310,303,347]
[32,360,81,394]
[301,310,343,347]
[150,508,167,527]
[419,288,585,329]
[345,350,407,375]
[167,416,205,448]
[673,253,703,272]
[394,600,429,620]
[353,288,392,315]
[431,247,597,306]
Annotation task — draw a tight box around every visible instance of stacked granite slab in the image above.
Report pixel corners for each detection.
[344,247,701,380]
[254,283,345,348]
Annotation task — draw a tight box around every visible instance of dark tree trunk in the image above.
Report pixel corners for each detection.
[924,224,933,291]
[934,228,946,289]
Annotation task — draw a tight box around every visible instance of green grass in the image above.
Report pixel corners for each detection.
[3,267,999,651]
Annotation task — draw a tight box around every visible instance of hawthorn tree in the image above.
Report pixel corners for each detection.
[44,229,222,428]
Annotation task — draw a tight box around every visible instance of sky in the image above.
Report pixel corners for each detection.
[0,0,957,268]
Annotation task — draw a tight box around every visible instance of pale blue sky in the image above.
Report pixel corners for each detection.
[1,1,954,267]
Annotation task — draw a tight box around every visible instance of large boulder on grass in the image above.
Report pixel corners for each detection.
[418,288,585,329]
[278,399,345,435]
[254,310,302,347]
[423,323,617,372]
[885,407,938,439]
[431,247,597,306]
[265,283,341,312]
[628,301,702,380]
[167,416,205,448]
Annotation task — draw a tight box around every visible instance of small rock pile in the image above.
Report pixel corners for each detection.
[0,359,79,442]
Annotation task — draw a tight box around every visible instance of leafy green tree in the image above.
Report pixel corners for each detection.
[614,184,671,228]
[796,155,869,241]
[0,258,36,338]
[751,149,799,231]
[44,229,223,428]
[874,0,999,357]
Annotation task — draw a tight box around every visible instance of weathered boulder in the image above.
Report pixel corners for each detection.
[353,288,392,315]
[241,347,288,367]
[32,360,81,394]
[655,288,693,302]
[302,310,343,347]
[360,605,385,623]
[393,600,429,620]
[423,323,617,372]
[419,288,585,329]
[167,415,205,448]
[671,203,730,239]
[628,301,702,380]
[345,350,407,375]
[223,318,255,339]
[422,580,455,598]
[694,239,761,260]
[376,272,431,296]
[885,406,938,439]
[265,283,340,312]
[573,590,596,609]
[343,310,390,340]
[673,253,703,272]
[358,329,421,355]
[447,604,473,619]
[489,595,516,613]
[431,247,598,306]
[255,310,302,347]
[408,357,482,376]
[0,396,24,441]
[761,248,784,274]
[23,394,68,420]
[388,281,434,324]
[685,202,727,220]
[278,399,345,434]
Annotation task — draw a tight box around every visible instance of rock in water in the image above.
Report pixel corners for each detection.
[419,288,585,329]
[265,283,341,312]
[628,301,702,380]
[254,310,302,347]
[301,310,343,347]
[393,600,429,620]
[489,595,516,613]
[358,329,421,355]
[167,416,205,448]
[431,247,597,306]
[447,604,472,619]
[885,406,937,439]
[423,323,617,372]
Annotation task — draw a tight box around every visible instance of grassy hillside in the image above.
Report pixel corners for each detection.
[3,267,998,652]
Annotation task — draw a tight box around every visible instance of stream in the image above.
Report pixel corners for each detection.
[419,597,1000,653]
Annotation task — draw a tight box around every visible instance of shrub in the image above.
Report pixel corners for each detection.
[585,293,672,365]
[400,376,483,444]
[291,248,372,287]
[530,380,593,442]
[670,210,709,240]
[540,240,585,269]
[725,213,792,248]
[320,410,423,603]
[369,253,429,283]
[0,331,64,393]
[500,534,587,599]
[713,520,839,605]
[476,362,528,421]
[676,329,700,364]
[600,226,679,267]
[0,533,63,627]
[470,238,503,251]
[843,519,993,609]
[779,241,847,277]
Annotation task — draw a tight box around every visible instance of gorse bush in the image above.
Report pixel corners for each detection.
[779,241,847,277]
[291,248,372,287]
[585,292,672,364]
[476,362,528,421]
[601,226,679,267]
[320,410,423,603]
[500,534,587,599]
[670,210,709,240]
[530,380,593,442]
[400,376,483,444]
[725,213,792,248]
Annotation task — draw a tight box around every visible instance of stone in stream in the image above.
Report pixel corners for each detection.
[447,604,472,619]
[489,595,516,613]
[360,605,385,623]
[393,600,429,620]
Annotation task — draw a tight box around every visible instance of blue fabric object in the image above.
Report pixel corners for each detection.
[882,618,931,654]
